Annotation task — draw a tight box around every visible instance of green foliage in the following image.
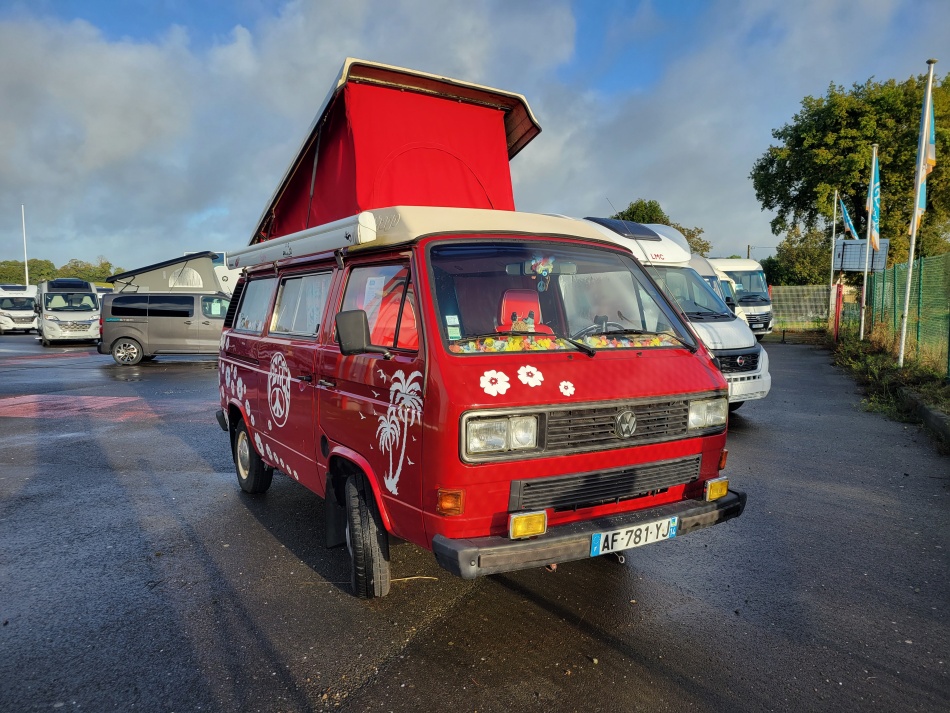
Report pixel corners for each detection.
[611,198,712,256]
[0,257,121,285]
[613,198,670,224]
[56,257,121,283]
[833,330,950,421]
[0,259,57,284]
[761,225,832,285]
[751,72,950,264]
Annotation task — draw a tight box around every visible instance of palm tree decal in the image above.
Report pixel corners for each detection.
[377,370,423,495]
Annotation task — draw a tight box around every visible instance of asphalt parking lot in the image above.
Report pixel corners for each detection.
[1,333,947,712]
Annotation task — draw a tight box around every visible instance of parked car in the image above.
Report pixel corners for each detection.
[98,292,230,365]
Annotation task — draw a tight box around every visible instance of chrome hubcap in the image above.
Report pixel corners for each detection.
[237,433,250,478]
[115,342,138,363]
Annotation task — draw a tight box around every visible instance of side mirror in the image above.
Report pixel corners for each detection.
[724,296,736,312]
[335,310,391,358]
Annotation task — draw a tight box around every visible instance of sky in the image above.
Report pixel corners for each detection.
[0,0,947,272]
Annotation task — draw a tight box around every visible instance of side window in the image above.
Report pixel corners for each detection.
[201,296,230,319]
[148,295,195,318]
[270,273,332,336]
[233,278,277,334]
[340,264,416,350]
[111,295,148,317]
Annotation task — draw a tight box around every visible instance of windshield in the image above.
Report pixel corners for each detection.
[646,266,733,320]
[43,292,99,312]
[0,297,35,311]
[428,240,693,354]
[725,269,770,302]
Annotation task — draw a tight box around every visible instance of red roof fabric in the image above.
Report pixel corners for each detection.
[267,81,515,239]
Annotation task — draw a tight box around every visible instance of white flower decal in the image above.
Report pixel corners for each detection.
[517,365,544,388]
[480,370,511,397]
[559,381,575,397]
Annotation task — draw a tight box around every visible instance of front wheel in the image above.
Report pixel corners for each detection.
[111,338,143,365]
[233,421,273,494]
[729,401,744,412]
[345,476,391,598]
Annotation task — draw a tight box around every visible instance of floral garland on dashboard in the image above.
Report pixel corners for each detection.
[448,333,678,354]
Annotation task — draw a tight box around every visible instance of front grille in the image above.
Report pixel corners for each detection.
[545,399,690,453]
[509,455,701,512]
[12,318,34,324]
[746,314,770,328]
[59,322,92,333]
[719,352,759,373]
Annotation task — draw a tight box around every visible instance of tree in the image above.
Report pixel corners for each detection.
[0,259,57,284]
[750,71,949,264]
[56,256,121,283]
[611,199,712,255]
[760,225,830,285]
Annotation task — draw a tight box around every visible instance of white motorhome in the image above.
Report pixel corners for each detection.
[35,278,101,346]
[586,218,770,411]
[0,284,39,334]
[708,258,772,339]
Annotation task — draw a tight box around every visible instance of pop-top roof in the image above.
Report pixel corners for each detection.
[251,58,542,245]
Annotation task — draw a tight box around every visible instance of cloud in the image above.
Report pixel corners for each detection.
[0,0,947,270]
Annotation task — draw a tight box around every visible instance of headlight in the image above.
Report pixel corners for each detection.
[688,398,728,429]
[0,312,10,318]
[466,415,538,455]
[46,315,61,322]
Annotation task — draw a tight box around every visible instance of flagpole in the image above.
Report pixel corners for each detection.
[898,58,937,367]
[21,204,29,285]
[859,144,877,341]
[829,189,838,321]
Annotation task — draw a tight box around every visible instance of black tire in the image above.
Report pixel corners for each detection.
[41,337,50,347]
[755,334,764,342]
[141,355,156,362]
[344,475,391,598]
[729,401,744,412]
[233,421,273,494]
[111,338,143,365]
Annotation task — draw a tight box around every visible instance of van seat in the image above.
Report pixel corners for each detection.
[498,289,553,334]
[49,296,67,309]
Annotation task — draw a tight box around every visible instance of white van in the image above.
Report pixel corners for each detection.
[35,278,101,346]
[585,218,770,411]
[708,258,772,339]
[0,284,39,334]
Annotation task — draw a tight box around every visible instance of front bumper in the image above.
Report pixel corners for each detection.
[725,371,771,402]
[432,490,747,579]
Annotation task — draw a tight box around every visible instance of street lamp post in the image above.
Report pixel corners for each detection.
[21,204,29,284]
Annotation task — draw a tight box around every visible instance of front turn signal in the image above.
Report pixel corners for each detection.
[436,488,464,516]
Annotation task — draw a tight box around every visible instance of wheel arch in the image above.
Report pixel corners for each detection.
[326,448,394,533]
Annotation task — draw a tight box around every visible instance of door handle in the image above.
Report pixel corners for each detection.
[201,321,211,325]
[297,374,313,383]
[183,320,193,325]
[317,378,335,388]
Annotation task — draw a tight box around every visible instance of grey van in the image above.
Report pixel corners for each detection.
[98,292,230,365]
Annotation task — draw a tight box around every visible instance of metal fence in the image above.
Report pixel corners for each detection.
[835,252,950,376]
[771,284,832,330]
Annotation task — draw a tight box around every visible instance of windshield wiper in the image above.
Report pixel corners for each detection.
[598,328,697,353]
[550,330,596,357]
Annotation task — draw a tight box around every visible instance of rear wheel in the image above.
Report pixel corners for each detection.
[345,475,391,598]
[729,401,744,412]
[233,421,273,494]
[111,338,143,365]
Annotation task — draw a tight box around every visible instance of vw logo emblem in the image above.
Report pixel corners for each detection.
[615,410,637,438]
[736,355,747,367]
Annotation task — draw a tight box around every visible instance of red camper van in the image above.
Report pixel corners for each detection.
[216,59,745,598]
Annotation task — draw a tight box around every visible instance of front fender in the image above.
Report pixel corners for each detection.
[327,444,394,533]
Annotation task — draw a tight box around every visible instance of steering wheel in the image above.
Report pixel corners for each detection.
[571,321,626,339]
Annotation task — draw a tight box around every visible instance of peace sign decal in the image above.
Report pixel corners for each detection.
[268,352,291,428]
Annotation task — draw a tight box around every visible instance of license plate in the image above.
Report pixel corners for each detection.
[590,516,678,557]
